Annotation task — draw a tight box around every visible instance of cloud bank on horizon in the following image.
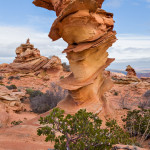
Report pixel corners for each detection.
[0,0,150,70]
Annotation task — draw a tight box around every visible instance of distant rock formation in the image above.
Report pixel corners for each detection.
[0,39,63,75]
[112,65,140,84]
[126,65,137,77]
[33,0,116,115]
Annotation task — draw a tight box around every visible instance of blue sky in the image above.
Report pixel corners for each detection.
[0,0,150,70]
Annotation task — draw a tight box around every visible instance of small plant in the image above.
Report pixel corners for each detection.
[114,91,118,96]
[8,76,20,80]
[26,88,43,98]
[0,76,4,80]
[122,108,150,144]
[143,90,150,98]
[62,62,70,72]
[14,76,20,80]
[6,84,17,90]
[26,88,34,95]
[11,120,23,126]
[139,90,150,109]
[38,108,133,150]
[60,76,64,79]
[8,76,14,80]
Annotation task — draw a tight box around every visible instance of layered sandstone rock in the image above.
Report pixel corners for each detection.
[0,85,25,102]
[112,144,147,150]
[126,65,137,77]
[33,0,116,115]
[0,39,63,75]
[141,77,150,83]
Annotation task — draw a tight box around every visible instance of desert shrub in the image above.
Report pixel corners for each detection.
[122,108,150,144]
[26,88,43,99]
[11,120,23,126]
[139,90,150,109]
[62,62,70,72]
[14,76,20,80]
[6,84,17,90]
[26,88,34,95]
[60,76,64,79]
[0,76,4,80]
[139,99,150,109]
[37,108,133,150]
[30,83,67,113]
[143,90,150,98]
[29,90,43,99]
[114,91,118,96]
[8,75,20,80]
[8,76,14,80]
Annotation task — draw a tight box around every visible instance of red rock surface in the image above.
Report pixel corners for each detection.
[0,74,150,149]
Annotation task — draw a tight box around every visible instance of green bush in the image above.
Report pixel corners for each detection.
[60,76,64,79]
[6,84,17,90]
[8,76,20,80]
[37,108,133,150]
[0,76,4,80]
[122,108,150,143]
[26,88,34,95]
[11,120,23,126]
[26,88,43,99]
[114,91,118,96]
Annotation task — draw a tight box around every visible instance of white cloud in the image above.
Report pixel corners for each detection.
[0,26,150,70]
[108,34,150,60]
[108,34,150,69]
[0,25,68,62]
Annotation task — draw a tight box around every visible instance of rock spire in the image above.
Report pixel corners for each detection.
[33,0,117,115]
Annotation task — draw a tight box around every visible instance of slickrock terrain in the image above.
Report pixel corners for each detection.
[33,0,116,116]
[0,39,63,78]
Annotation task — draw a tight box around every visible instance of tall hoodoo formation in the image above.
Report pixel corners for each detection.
[33,0,117,114]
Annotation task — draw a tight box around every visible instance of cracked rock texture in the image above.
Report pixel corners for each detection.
[33,0,116,115]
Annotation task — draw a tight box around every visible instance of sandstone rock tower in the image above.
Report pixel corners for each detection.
[33,0,117,114]
[126,65,137,77]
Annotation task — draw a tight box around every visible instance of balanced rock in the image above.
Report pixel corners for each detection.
[33,0,116,115]
[0,39,63,74]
